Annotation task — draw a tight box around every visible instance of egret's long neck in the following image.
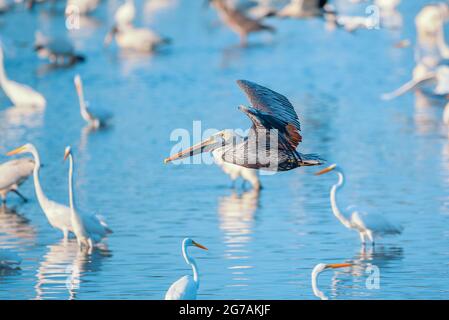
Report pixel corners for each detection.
[330,171,352,229]
[311,270,328,300]
[68,154,77,216]
[30,149,50,208]
[182,244,200,288]
[76,84,90,122]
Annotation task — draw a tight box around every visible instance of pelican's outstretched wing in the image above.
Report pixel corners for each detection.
[236,80,302,150]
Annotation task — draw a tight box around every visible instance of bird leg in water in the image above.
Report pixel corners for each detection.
[11,189,28,202]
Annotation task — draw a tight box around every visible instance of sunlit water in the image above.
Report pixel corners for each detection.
[0,0,449,300]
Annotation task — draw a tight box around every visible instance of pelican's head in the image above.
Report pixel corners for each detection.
[63,146,72,161]
[314,163,338,176]
[183,238,208,251]
[164,129,239,164]
[6,143,36,156]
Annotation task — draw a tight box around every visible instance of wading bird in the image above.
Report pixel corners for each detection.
[104,25,171,53]
[0,45,46,108]
[382,63,449,100]
[74,74,111,129]
[34,32,85,66]
[165,80,324,173]
[165,238,208,300]
[315,164,403,245]
[0,158,35,203]
[64,146,111,252]
[311,262,352,300]
[0,249,21,270]
[7,144,112,241]
[209,0,275,46]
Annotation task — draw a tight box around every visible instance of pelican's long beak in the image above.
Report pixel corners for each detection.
[6,145,27,156]
[164,136,219,164]
[192,241,208,250]
[326,263,352,269]
[104,26,117,47]
[315,163,337,175]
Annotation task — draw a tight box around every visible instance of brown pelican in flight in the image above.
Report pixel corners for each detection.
[208,0,275,46]
[165,80,324,172]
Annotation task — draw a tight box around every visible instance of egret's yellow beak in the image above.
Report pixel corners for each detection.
[326,263,352,269]
[63,149,71,161]
[6,145,27,156]
[192,241,208,251]
[164,136,216,164]
[315,164,337,176]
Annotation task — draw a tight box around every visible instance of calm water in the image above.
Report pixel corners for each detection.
[0,0,449,300]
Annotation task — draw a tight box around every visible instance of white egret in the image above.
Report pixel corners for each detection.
[104,25,171,53]
[65,0,100,16]
[311,263,352,300]
[7,144,112,241]
[115,0,136,28]
[34,31,85,66]
[0,158,35,203]
[74,74,111,129]
[165,238,208,300]
[64,146,112,252]
[382,64,449,100]
[315,164,403,245]
[0,45,46,108]
[0,249,21,270]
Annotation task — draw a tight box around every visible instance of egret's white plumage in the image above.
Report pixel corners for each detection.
[0,158,34,203]
[316,164,403,245]
[74,74,110,129]
[7,144,112,242]
[311,262,351,300]
[0,249,21,269]
[105,26,170,52]
[65,0,100,16]
[115,0,136,28]
[165,238,208,300]
[0,45,46,108]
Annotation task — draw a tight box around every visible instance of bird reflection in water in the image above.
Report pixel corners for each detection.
[313,245,403,300]
[34,239,111,300]
[0,204,37,244]
[413,90,447,135]
[218,189,259,287]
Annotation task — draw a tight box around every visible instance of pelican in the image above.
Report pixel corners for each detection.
[7,144,112,241]
[165,238,208,300]
[74,74,111,129]
[208,0,275,46]
[65,0,100,16]
[104,25,171,53]
[0,249,21,270]
[382,64,449,100]
[64,146,112,251]
[315,164,403,245]
[311,263,352,300]
[165,80,324,172]
[34,31,86,66]
[0,44,46,108]
[268,0,329,19]
[0,158,34,203]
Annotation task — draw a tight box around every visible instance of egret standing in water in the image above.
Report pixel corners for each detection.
[165,238,208,300]
[315,164,403,245]
[165,80,324,174]
[0,45,46,108]
[0,158,34,203]
[74,74,110,129]
[7,144,112,242]
[311,263,352,300]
